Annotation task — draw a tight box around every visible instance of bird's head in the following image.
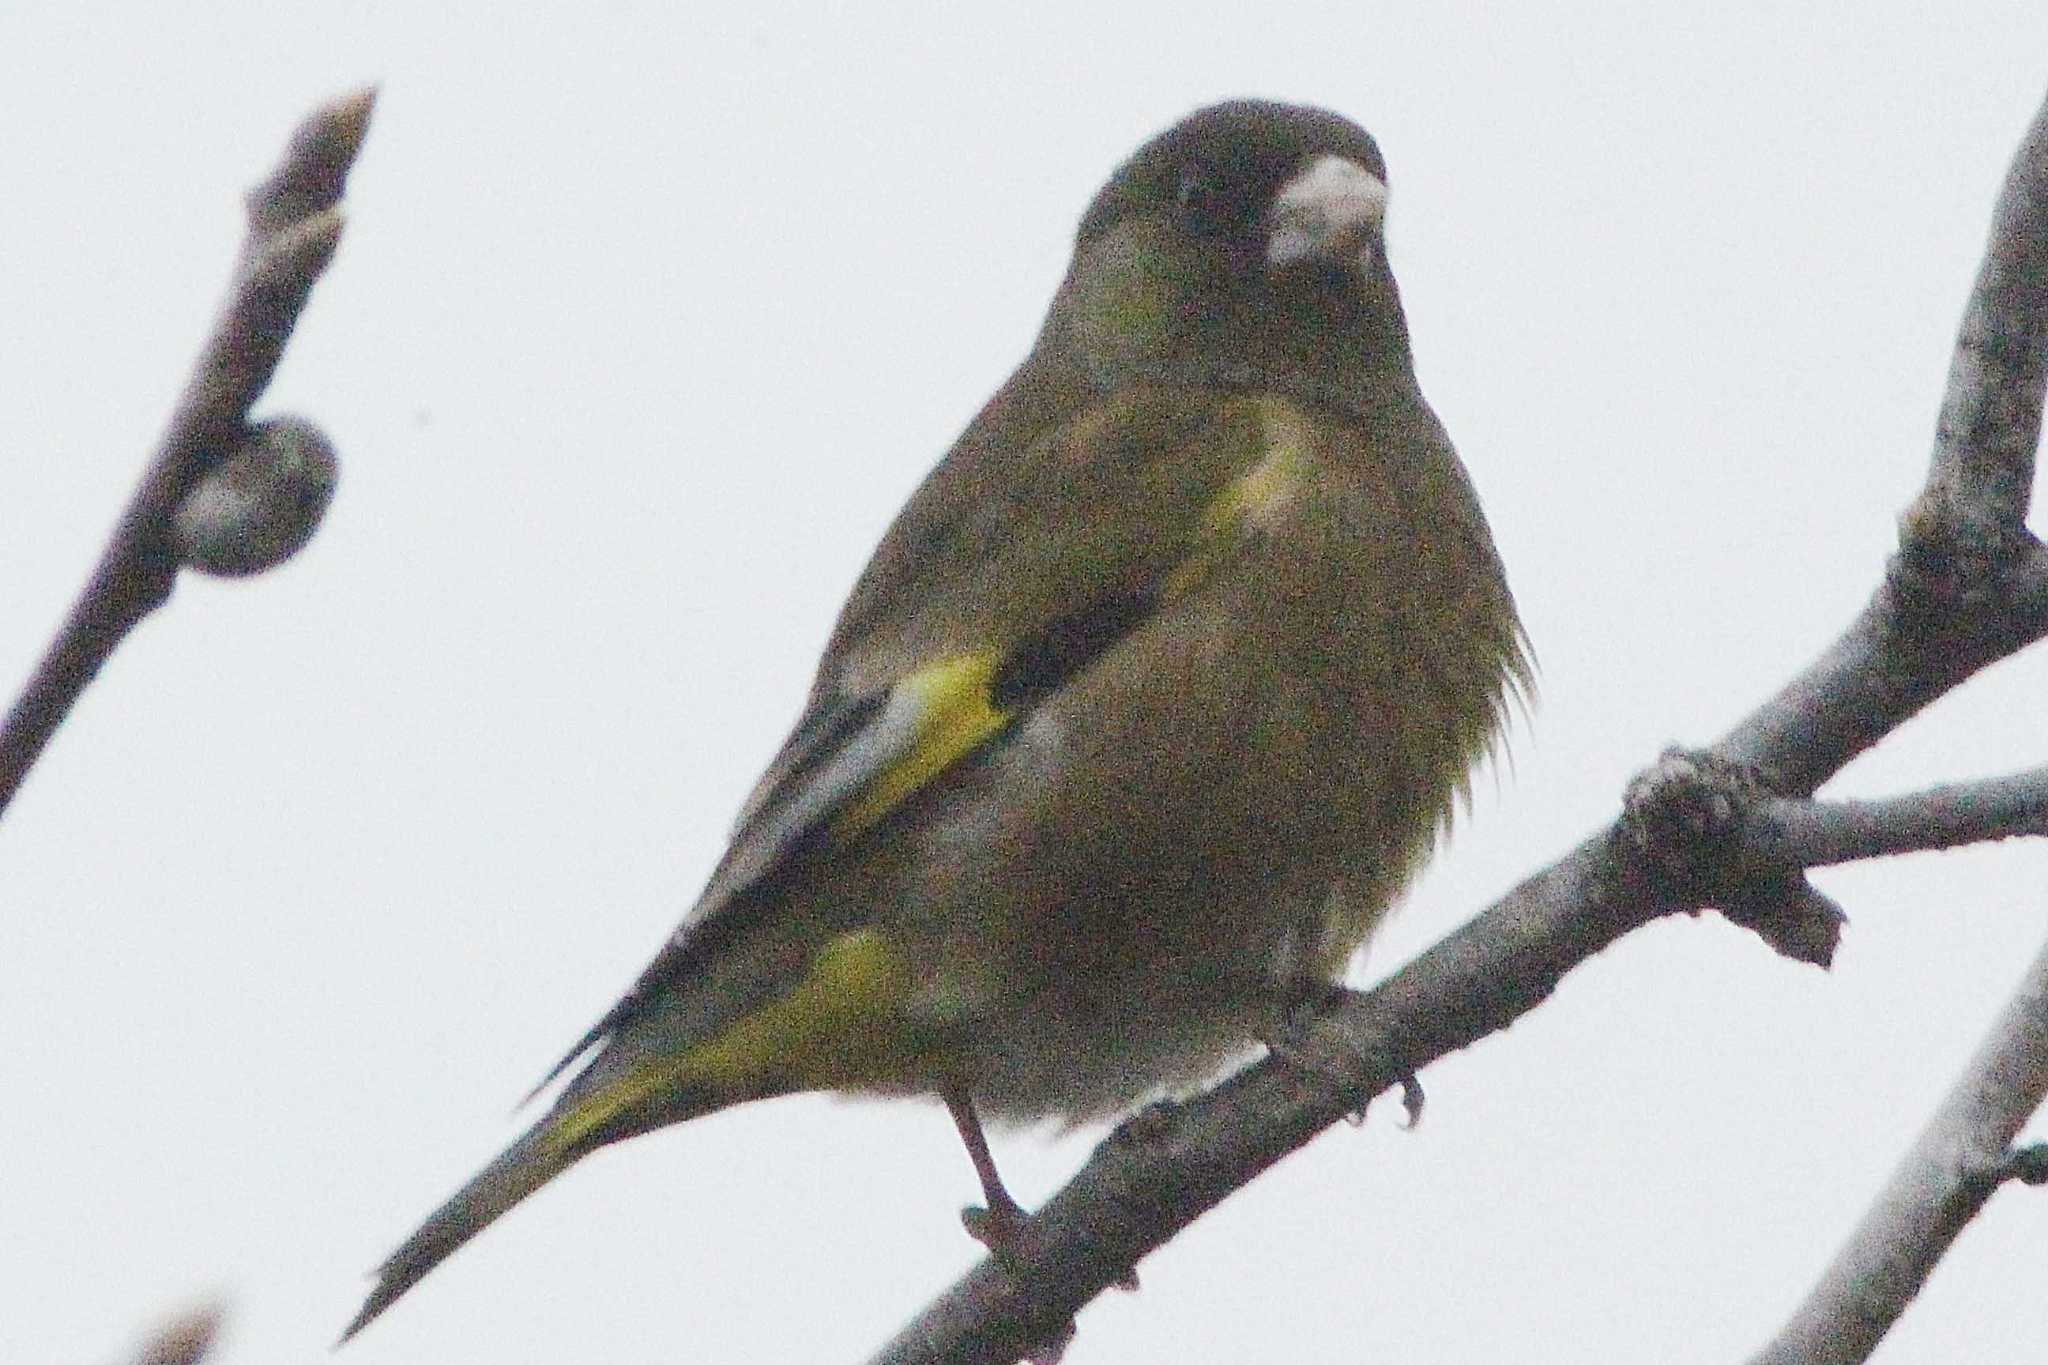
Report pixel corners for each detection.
[1047,100,1410,405]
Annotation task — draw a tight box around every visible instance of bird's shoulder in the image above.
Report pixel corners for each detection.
[816,378,1348,698]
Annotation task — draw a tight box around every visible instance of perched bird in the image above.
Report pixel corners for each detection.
[343,98,1526,1339]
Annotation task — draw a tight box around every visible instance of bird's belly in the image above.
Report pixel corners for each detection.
[868,540,1499,1122]
[959,974,1269,1123]
[900,703,1382,1122]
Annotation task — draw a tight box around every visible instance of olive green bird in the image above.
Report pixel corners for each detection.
[343,98,1526,1339]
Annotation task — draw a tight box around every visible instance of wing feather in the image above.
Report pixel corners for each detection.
[534,387,1308,1096]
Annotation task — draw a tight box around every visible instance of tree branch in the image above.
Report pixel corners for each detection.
[1746,933,2048,1365]
[865,84,2048,1365]
[1915,77,2048,541]
[1741,766,2048,867]
[0,87,374,820]
[123,1303,223,1365]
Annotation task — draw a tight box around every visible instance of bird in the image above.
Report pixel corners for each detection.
[342,97,1527,1341]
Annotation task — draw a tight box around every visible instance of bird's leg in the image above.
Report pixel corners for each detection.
[943,1086,1032,1258]
[942,1088,1093,1362]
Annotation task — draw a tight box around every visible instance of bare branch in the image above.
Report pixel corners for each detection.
[0,87,374,819]
[867,84,2048,1365]
[1724,83,2048,795]
[1999,1142,2048,1185]
[1716,543,2048,796]
[1914,83,2048,538]
[1747,934,2048,1365]
[123,1302,224,1365]
[1742,767,2048,867]
[1738,93,2048,1358]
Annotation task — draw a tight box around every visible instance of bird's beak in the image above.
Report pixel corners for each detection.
[1264,154,1389,275]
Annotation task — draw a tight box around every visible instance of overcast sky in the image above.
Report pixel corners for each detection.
[5,4,2048,1363]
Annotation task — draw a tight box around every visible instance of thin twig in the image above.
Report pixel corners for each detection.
[123,1302,224,1365]
[1743,766,2048,868]
[1737,86,2048,1363]
[0,86,375,819]
[1916,78,2048,539]
[1747,934,2048,1365]
[865,83,2048,1365]
[1716,543,2048,797]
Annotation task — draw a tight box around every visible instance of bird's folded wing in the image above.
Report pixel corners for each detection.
[534,385,1320,1092]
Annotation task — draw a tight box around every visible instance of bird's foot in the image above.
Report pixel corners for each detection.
[959,1188,1032,1262]
[1261,983,1423,1127]
[961,1190,1139,1297]
[958,1197,1088,1361]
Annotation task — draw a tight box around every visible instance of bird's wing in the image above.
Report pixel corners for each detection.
[534,382,1322,1092]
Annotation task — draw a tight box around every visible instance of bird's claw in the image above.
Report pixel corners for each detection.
[1396,1072,1425,1129]
[959,1194,1032,1263]
[959,1201,1092,1361]
[962,1194,1142,1287]
[1262,984,1420,1128]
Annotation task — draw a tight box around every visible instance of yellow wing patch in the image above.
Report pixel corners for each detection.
[540,929,920,1156]
[840,400,1311,839]
[832,651,1009,838]
[682,928,920,1089]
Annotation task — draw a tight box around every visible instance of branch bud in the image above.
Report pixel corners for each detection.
[173,416,338,577]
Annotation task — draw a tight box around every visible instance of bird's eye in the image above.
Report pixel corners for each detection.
[1175,163,1231,235]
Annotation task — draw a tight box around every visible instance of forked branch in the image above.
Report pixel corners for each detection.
[867,84,2048,1365]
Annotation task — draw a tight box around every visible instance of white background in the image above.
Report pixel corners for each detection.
[5,4,2048,1363]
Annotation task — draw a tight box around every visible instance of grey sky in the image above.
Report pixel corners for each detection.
[4,4,2048,1362]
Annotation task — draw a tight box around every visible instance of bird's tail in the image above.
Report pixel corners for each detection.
[340,922,904,1341]
[338,1122,576,1344]
[339,1059,728,1344]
